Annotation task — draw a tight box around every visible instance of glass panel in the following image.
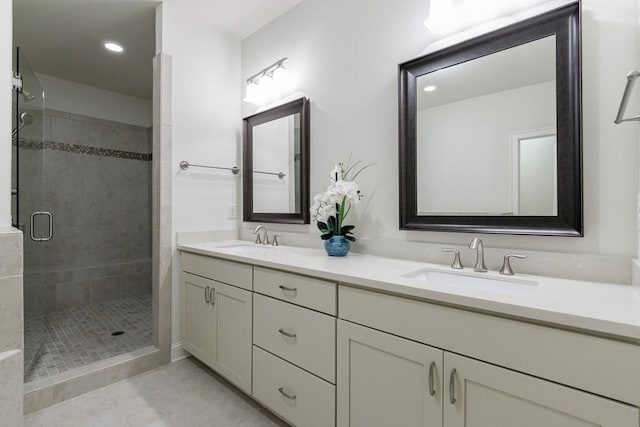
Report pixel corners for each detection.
[415,35,557,216]
[252,113,302,214]
[14,47,46,377]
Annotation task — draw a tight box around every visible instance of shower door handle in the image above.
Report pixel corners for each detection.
[30,211,53,242]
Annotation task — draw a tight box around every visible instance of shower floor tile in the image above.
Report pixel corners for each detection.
[25,294,152,383]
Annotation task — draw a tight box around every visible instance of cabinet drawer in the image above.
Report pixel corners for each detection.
[253,346,335,427]
[181,252,252,291]
[254,294,336,383]
[254,267,336,315]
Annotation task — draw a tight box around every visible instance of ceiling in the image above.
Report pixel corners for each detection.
[13,0,303,99]
[417,35,556,110]
[191,0,304,39]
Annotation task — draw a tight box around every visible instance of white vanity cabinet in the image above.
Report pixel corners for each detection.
[338,286,640,427]
[336,320,443,427]
[337,320,637,427]
[179,246,640,427]
[181,253,253,394]
[445,352,638,427]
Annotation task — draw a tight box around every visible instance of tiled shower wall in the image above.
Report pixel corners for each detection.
[41,109,152,313]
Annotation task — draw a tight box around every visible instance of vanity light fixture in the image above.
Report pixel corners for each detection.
[423,85,437,92]
[243,58,291,105]
[104,41,124,53]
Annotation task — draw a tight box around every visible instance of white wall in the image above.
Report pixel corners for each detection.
[417,81,555,214]
[35,73,152,127]
[0,0,12,227]
[161,0,241,344]
[242,0,640,258]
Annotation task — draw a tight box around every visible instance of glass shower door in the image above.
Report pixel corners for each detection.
[13,47,47,376]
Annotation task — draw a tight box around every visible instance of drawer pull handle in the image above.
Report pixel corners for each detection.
[428,361,436,396]
[209,288,215,306]
[278,285,297,293]
[449,369,457,404]
[278,387,297,401]
[278,328,297,339]
[204,286,210,304]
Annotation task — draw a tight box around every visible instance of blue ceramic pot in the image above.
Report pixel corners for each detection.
[324,235,352,257]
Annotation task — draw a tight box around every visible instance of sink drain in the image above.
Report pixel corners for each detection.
[111,331,125,336]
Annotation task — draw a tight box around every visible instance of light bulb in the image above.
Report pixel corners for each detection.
[259,73,275,101]
[104,42,125,53]
[243,80,262,105]
[273,64,292,95]
[424,0,457,35]
[273,64,289,84]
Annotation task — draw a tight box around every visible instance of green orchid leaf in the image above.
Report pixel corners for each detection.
[317,221,328,232]
[345,235,356,242]
[321,233,334,240]
[328,216,337,231]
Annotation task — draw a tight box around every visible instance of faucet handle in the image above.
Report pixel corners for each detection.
[443,248,463,270]
[272,234,281,246]
[500,254,528,275]
[254,234,262,244]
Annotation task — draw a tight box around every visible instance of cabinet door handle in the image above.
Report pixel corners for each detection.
[278,328,297,339]
[278,387,297,401]
[204,286,210,304]
[428,361,436,396]
[209,288,215,305]
[449,368,457,404]
[278,284,297,294]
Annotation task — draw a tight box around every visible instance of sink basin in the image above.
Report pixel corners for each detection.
[216,244,274,254]
[402,268,538,296]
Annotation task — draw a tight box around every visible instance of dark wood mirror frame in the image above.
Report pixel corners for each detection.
[399,4,582,236]
[243,97,310,224]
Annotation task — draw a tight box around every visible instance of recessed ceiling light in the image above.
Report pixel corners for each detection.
[104,42,124,53]
[424,85,437,92]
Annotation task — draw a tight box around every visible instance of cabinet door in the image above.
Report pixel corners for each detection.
[337,320,443,427]
[181,272,215,363]
[444,352,639,427]
[210,281,253,394]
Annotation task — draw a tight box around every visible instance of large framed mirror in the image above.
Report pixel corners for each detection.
[399,4,582,236]
[243,97,310,224]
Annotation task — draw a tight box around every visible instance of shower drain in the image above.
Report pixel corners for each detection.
[111,331,125,336]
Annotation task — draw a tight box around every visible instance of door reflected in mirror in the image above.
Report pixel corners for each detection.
[416,36,557,216]
[243,97,310,224]
[252,114,301,214]
[513,129,557,216]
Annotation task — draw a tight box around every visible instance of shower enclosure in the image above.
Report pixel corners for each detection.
[13,47,153,383]
[12,47,47,374]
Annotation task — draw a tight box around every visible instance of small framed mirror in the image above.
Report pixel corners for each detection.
[399,4,582,236]
[243,97,310,224]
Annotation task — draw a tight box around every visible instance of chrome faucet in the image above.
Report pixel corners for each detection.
[469,238,488,272]
[253,225,270,245]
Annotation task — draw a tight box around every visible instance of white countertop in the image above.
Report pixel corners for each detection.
[178,240,640,342]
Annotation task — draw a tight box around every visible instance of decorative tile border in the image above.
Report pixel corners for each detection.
[14,138,152,162]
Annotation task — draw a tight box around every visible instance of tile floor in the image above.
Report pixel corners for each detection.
[25,295,152,382]
[24,357,290,427]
